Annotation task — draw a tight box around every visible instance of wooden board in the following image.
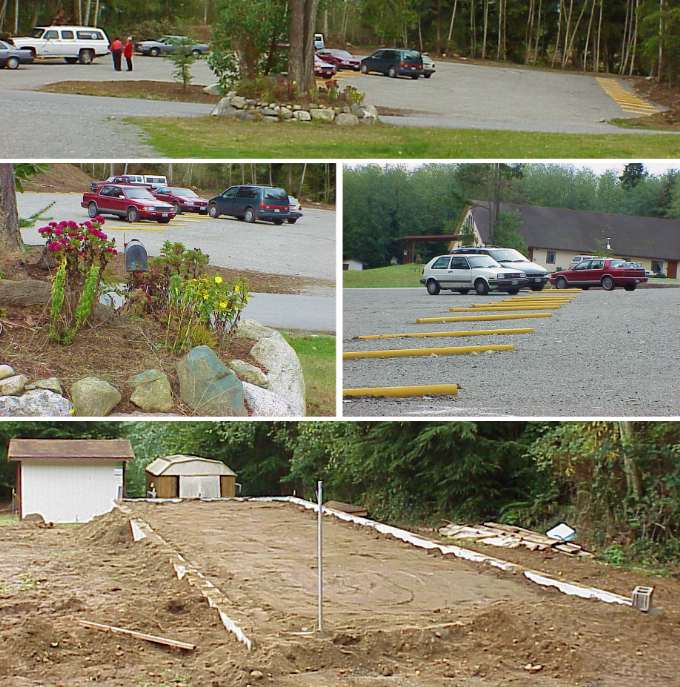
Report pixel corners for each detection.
[78,620,195,651]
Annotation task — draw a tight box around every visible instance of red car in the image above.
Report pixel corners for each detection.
[81,184,176,223]
[314,54,336,78]
[152,186,209,215]
[316,48,361,71]
[549,258,647,291]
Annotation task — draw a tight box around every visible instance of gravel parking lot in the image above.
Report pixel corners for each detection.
[343,287,680,417]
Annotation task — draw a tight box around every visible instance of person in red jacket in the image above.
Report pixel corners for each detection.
[110,37,123,71]
[124,36,134,72]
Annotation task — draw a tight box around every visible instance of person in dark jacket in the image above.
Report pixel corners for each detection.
[110,37,123,71]
[124,36,134,71]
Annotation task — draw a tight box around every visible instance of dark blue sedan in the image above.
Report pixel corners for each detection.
[0,40,33,69]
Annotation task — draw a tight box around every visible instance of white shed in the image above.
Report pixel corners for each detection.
[8,438,134,524]
[145,454,237,499]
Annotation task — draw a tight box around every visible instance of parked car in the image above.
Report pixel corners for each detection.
[153,186,209,214]
[143,174,168,188]
[421,253,528,295]
[422,53,435,78]
[288,196,303,223]
[549,258,647,291]
[207,185,292,225]
[451,246,549,290]
[0,40,33,69]
[314,33,325,50]
[568,255,597,267]
[316,48,361,71]
[136,35,209,57]
[360,49,423,79]
[13,25,109,64]
[90,175,151,192]
[81,184,176,223]
[314,54,336,78]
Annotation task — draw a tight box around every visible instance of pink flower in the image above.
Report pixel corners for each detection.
[54,227,63,236]
[47,241,62,252]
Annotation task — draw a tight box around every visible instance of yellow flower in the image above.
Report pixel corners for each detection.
[234,283,240,292]
[214,275,223,284]
[219,301,228,309]
[203,293,209,300]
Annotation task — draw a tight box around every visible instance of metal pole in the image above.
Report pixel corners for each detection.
[317,480,323,633]
[14,0,18,35]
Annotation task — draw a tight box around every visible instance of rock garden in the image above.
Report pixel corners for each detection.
[0,218,306,417]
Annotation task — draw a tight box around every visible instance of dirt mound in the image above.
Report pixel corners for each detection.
[78,509,133,546]
[23,164,93,193]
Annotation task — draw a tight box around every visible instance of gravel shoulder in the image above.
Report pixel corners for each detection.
[343,287,680,417]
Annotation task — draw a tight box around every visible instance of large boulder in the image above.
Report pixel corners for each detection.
[0,389,72,417]
[294,110,312,122]
[0,365,15,381]
[128,369,173,412]
[0,279,50,306]
[310,108,336,123]
[176,346,247,417]
[336,113,360,126]
[71,377,122,416]
[211,98,238,118]
[203,83,223,96]
[230,95,247,109]
[228,359,268,387]
[237,320,305,415]
[0,374,27,396]
[242,382,294,416]
[25,377,63,394]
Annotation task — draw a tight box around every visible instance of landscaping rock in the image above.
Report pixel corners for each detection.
[128,369,173,412]
[236,319,277,341]
[242,382,294,416]
[0,365,15,381]
[228,359,268,387]
[336,113,360,126]
[25,377,63,394]
[211,98,238,117]
[203,83,222,96]
[262,107,278,117]
[71,377,122,416]
[352,103,378,120]
[294,110,312,122]
[93,303,116,323]
[0,279,50,306]
[177,346,247,416]
[230,95,247,109]
[0,374,27,396]
[310,108,335,122]
[0,389,72,417]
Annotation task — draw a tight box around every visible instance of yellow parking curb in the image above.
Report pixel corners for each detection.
[343,384,459,398]
[343,344,514,359]
[596,77,660,115]
[355,327,535,340]
[449,306,560,312]
[416,313,552,323]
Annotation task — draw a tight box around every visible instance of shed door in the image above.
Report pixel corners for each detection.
[179,476,220,498]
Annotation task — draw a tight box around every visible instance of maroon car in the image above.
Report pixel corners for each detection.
[152,186,209,214]
[81,184,176,223]
[549,258,647,291]
[314,54,336,78]
[316,48,361,71]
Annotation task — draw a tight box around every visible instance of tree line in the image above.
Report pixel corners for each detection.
[343,162,680,267]
[1,420,678,567]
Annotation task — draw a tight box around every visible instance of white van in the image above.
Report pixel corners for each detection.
[314,33,325,50]
[13,26,110,64]
[144,175,168,188]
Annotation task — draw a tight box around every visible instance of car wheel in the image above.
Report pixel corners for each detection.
[624,284,637,292]
[64,57,78,64]
[456,289,470,295]
[360,63,368,74]
[426,279,440,295]
[555,276,568,289]
[173,202,182,215]
[529,283,545,291]
[411,74,418,79]
[6,56,20,70]
[192,49,202,57]
[474,279,489,296]
[601,275,615,291]
[87,202,98,218]
[388,66,397,78]
[507,288,520,295]
[150,47,160,57]
[208,204,220,218]
[424,73,432,78]
[126,206,138,223]
[244,207,255,223]
[78,49,94,64]
[157,218,171,224]
[287,219,297,224]
[273,219,284,225]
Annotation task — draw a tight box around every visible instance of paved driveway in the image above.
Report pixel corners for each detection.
[341,60,664,134]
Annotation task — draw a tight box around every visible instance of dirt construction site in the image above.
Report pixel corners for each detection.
[2,499,680,687]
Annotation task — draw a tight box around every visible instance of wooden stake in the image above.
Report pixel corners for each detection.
[78,620,196,651]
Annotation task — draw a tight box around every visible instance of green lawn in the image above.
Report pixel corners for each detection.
[130,116,680,158]
[282,332,336,416]
[0,513,18,526]
[344,264,423,288]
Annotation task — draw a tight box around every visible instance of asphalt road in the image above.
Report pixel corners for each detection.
[343,287,680,417]
[243,292,335,332]
[340,61,663,134]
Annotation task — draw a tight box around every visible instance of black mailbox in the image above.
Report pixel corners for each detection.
[125,239,148,272]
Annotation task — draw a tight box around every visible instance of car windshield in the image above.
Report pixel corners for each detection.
[31,28,45,38]
[489,249,526,262]
[468,256,501,268]
[0,41,7,49]
[124,188,155,199]
[402,50,420,59]
[610,260,635,268]
[265,188,288,200]
[171,188,198,197]
[333,50,351,57]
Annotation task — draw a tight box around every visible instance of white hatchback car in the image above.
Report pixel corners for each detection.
[13,26,110,64]
[421,253,528,295]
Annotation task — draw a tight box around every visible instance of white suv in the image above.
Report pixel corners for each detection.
[420,253,528,296]
[13,26,110,64]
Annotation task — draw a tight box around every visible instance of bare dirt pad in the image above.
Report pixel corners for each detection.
[123,500,680,687]
[22,165,94,194]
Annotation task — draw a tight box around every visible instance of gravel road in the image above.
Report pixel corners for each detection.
[343,287,680,417]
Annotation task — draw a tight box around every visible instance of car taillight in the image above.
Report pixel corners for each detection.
[400,61,406,67]
[259,201,265,209]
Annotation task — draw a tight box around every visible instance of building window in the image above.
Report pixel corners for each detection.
[546,249,556,264]
[651,260,664,274]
